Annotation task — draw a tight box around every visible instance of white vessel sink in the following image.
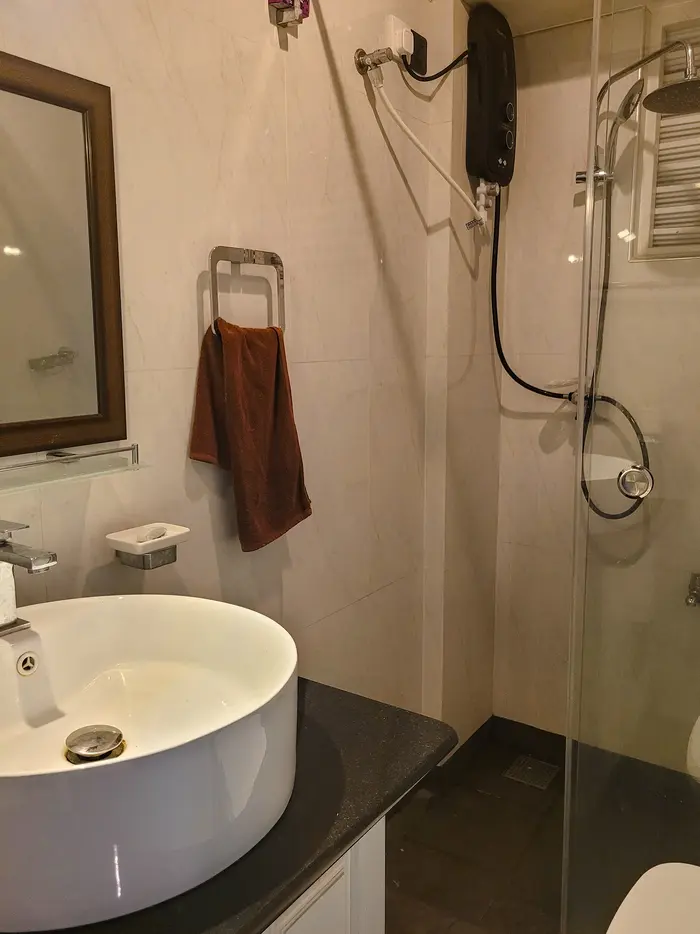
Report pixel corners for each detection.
[0,594,298,931]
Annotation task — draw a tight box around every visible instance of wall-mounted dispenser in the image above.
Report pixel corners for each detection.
[269,0,309,28]
[466,4,517,186]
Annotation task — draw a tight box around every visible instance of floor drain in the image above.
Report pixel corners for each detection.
[503,754,559,790]
[16,652,38,676]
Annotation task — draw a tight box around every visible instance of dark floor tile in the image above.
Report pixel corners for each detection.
[466,742,564,810]
[403,782,547,872]
[387,837,494,925]
[440,738,564,818]
[508,800,564,915]
[565,748,696,932]
[387,789,434,849]
[480,898,560,934]
[386,889,457,934]
[491,717,566,768]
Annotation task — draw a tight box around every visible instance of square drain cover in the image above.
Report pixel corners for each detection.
[503,754,559,790]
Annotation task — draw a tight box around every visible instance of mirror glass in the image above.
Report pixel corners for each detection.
[0,51,126,458]
[0,91,98,424]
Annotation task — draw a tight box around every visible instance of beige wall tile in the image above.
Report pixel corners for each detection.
[0,0,446,714]
[295,574,423,712]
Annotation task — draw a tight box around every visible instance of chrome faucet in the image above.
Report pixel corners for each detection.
[0,520,57,574]
[0,520,57,636]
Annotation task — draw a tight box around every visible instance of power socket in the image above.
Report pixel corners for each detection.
[385,14,415,61]
[410,30,428,75]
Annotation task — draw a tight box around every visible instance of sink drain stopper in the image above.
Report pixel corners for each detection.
[65,725,125,764]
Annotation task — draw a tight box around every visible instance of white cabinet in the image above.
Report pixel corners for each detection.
[265,818,385,934]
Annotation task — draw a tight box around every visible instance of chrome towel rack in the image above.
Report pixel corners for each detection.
[209,246,286,332]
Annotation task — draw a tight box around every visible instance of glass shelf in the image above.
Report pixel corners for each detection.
[0,443,140,494]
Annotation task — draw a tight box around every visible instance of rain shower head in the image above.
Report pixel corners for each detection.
[643,76,700,114]
[597,39,700,120]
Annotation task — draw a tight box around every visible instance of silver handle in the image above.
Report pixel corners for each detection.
[0,519,29,543]
[617,465,654,500]
[575,167,613,185]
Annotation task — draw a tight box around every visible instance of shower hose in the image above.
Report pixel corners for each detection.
[490,191,650,521]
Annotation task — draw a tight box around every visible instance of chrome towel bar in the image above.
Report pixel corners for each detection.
[209,246,286,332]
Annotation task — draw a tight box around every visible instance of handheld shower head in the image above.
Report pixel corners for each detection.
[616,78,645,124]
[604,79,644,172]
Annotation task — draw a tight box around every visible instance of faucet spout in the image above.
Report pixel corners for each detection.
[0,542,58,574]
[0,520,57,637]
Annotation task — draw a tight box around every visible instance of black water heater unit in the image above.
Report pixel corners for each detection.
[466,3,516,186]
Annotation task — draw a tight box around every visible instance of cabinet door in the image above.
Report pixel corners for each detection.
[264,819,385,934]
[275,856,351,934]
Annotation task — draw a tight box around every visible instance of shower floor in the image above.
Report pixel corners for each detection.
[386,721,565,934]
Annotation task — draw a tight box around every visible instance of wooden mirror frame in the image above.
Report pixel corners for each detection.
[0,51,126,456]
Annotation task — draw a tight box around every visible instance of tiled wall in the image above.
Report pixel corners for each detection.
[492,18,594,735]
[0,0,468,715]
[421,0,500,740]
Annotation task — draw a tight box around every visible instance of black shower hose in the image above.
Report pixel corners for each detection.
[491,191,650,521]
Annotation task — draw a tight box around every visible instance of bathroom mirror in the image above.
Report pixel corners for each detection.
[0,51,125,456]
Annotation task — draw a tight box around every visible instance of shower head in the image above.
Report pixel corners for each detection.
[616,78,645,124]
[604,79,644,172]
[597,39,700,121]
[643,76,700,114]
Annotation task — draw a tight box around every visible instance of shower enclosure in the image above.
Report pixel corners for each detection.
[565,0,700,929]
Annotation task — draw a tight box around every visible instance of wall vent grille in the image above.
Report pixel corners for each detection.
[650,22,700,251]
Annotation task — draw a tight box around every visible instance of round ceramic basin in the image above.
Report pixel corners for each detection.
[0,594,298,931]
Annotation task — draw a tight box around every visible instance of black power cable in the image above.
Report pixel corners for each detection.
[491,193,570,402]
[491,191,649,520]
[401,49,468,83]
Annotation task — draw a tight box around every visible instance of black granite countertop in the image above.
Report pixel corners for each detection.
[59,679,456,934]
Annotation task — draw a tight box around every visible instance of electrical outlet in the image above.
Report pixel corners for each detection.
[385,14,415,61]
[410,30,428,75]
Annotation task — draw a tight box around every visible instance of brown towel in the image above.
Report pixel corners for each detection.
[190,321,311,552]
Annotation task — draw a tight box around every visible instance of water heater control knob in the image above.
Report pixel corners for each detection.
[505,101,515,122]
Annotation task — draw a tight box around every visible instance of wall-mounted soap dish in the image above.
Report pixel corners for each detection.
[106,523,190,570]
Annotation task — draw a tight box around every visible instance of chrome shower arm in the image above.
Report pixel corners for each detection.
[596,39,695,116]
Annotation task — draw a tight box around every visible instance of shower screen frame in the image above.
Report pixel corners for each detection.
[561,0,608,927]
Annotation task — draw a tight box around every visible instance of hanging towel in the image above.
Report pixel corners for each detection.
[190,321,311,552]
